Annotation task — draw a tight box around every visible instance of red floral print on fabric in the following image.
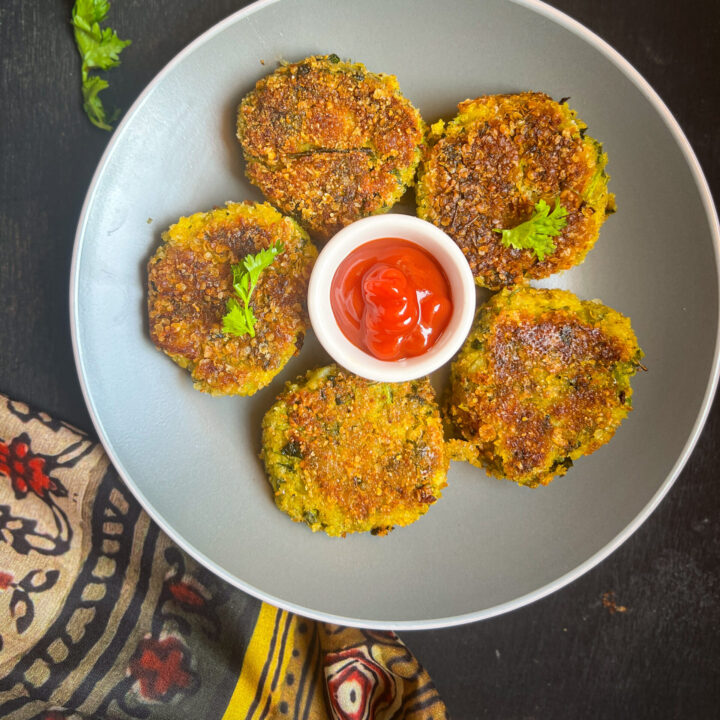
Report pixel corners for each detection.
[324,646,395,720]
[158,549,225,641]
[168,580,205,608]
[128,636,195,701]
[0,570,14,590]
[0,434,63,500]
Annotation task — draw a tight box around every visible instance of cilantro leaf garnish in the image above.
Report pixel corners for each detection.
[494,199,568,262]
[71,0,131,130]
[222,241,284,338]
[80,75,112,129]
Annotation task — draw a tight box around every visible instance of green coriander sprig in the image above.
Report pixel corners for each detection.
[222,242,284,337]
[71,0,131,130]
[494,199,568,262]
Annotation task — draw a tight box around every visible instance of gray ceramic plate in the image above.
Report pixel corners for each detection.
[70,0,720,628]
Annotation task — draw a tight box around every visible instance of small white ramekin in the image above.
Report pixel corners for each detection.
[307,214,476,382]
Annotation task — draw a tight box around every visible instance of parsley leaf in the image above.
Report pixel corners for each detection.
[71,0,130,130]
[222,298,257,337]
[222,241,284,338]
[494,199,568,262]
[74,0,110,25]
[80,75,112,131]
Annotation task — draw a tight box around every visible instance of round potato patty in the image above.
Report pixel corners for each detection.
[147,201,317,395]
[445,287,643,487]
[261,365,448,536]
[416,93,615,289]
[237,54,425,241]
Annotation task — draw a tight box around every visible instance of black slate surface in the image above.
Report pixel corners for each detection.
[1,1,718,717]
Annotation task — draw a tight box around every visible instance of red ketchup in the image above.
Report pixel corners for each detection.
[330,238,453,361]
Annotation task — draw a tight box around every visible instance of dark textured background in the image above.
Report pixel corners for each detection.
[1,1,718,717]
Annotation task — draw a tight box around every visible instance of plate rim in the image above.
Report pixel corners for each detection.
[69,0,720,629]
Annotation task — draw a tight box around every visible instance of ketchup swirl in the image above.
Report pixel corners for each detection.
[330,238,452,361]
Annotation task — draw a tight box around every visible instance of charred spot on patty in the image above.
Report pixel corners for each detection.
[416,92,614,289]
[237,55,425,241]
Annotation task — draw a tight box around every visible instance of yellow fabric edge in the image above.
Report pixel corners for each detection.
[222,604,296,720]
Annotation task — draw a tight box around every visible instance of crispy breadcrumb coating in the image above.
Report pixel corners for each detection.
[417,93,615,289]
[262,365,448,536]
[147,202,316,395]
[445,288,643,487]
[238,54,425,240]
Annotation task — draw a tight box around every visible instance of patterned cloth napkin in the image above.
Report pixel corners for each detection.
[0,394,447,719]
